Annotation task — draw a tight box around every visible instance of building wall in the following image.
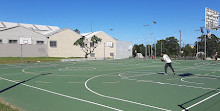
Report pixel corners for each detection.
[0,26,48,57]
[0,44,47,57]
[48,29,85,57]
[116,41,132,59]
[88,32,117,59]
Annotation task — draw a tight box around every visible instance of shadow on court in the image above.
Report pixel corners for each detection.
[157,72,165,75]
[0,73,52,94]
[157,72,194,76]
[178,73,220,79]
[178,73,194,77]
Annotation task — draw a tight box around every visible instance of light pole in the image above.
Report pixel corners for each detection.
[110,28,114,36]
[148,44,152,58]
[195,29,200,54]
[153,21,157,58]
[200,27,206,58]
[201,19,206,58]
[179,30,181,53]
[151,44,153,58]
[149,33,153,57]
[104,42,106,60]
[144,24,149,58]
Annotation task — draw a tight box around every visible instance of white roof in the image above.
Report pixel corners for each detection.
[35,25,51,31]
[0,21,60,35]
[0,22,6,27]
[81,31,102,39]
[1,22,18,28]
[45,28,68,37]
[19,23,37,30]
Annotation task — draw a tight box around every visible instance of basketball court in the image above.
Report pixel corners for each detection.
[0,59,219,111]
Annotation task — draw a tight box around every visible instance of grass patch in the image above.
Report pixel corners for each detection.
[0,57,80,64]
[0,99,21,111]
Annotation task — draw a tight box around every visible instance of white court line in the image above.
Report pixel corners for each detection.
[180,75,220,85]
[180,78,204,85]
[137,79,215,90]
[59,67,96,71]
[36,81,52,84]
[0,76,122,111]
[85,74,171,111]
[119,73,217,91]
[1,72,24,76]
[182,91,220,111]
[22,68,36,74]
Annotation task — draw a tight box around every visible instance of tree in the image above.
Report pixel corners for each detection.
[139,44,146,57]
[197,34,220,57]
[163,37,180,57]
[74,35,102,58]
[74,29,80,34]
[156,40,166,56]
[182,44,195,57]
[132,44,145,57]
[132,44,139,57]
[207,34,219,57]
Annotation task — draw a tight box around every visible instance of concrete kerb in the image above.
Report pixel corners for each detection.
[60,58,104,62]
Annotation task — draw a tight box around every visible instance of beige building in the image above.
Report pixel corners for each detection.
[81,31,117,59]
[47,29,85,57]
[48,30,117,59]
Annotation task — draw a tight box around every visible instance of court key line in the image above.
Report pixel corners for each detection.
[0,76,123,111]
[85,74,171,111]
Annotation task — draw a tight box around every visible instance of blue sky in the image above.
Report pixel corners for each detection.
[1,0,220,46]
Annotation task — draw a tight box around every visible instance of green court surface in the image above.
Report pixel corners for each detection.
[0,59,219,111]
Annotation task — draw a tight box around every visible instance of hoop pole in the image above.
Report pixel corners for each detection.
[21,44,23,63]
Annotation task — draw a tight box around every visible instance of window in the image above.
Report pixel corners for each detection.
[110,53,114,56]
[9,40,17,44]
[0,39,2,43]
[90,53,95,57]
[50,41,57,47]
[90,42,94,47]
[37,41,44,44]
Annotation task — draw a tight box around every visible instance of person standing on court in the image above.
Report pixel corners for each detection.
[214,51,218,62]
[161,52,176,75]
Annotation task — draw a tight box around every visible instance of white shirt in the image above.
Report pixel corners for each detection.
[163,54,172,63]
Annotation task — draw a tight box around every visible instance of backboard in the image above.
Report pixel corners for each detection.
[205,7,219,31]
[20,37,32,44]
[106,41,113,47]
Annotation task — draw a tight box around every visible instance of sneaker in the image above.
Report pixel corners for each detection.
[174,72,176,75]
